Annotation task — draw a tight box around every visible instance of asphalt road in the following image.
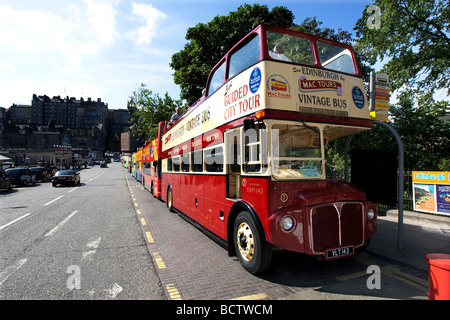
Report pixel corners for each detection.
[0,162,433,302]
[0,163,164,299]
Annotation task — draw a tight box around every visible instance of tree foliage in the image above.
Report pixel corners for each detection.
[354,0,450,96]
[328,94,450,173]
[128,83,182,141]
[350,0,450,172]
[170,4,295,104]
[382,95,449,171]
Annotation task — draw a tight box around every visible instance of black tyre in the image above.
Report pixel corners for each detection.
[167,186,174,212]
[233,211,272,274]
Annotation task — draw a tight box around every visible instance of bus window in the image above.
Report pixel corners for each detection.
[244,128,263,173]
[173,156,180,172]
[228,34,261,78]
[272,124,323,179]
[205,146,224,173]
[192,150,203,172]
[267,31,314,65]
[143,161,151,175]
[318,41,356,74]
[207,61,226,96]
[181,153,190,172]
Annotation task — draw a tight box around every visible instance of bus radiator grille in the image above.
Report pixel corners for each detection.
[311,203,364,253]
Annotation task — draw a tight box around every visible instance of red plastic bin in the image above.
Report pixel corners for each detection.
[426,253,450,300]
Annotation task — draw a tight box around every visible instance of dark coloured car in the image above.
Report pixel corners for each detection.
[0,170,13,190]
[52,170,80,187]
[4,167,36,186]
[30,166,52,182]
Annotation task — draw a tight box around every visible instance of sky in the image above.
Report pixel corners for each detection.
[0,0,375,110]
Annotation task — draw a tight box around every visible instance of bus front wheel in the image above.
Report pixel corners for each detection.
[167,186,174,212]
[233,211,272,275]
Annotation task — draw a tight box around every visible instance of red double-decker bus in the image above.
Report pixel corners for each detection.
[142,140,152,191]
[145,121,165,197]
[157,24,377,274]
[270,78,287,91]
[134,148,143,183]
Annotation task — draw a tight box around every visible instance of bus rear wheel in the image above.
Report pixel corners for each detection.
[167,186,174,212]
[233,211,272,275]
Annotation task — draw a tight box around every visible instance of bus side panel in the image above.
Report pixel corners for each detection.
[161,173,168,202]
[240,177,270,238]
[135,169,142,183]
[162,173,227,241]
[199,175,227,240]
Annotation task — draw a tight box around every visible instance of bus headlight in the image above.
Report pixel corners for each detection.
[281,216,294,231]
[367,208,375,220]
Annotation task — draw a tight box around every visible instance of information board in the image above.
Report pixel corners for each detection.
[412,171,450,216]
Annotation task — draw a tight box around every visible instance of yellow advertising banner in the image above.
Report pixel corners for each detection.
[412,171,450,216]
[412,171,450,184]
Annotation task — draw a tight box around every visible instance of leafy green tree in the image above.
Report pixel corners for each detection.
[335,93,450,172]
[385,94,450,171]
[170,4,294,104]
[128,83,182,141]
[354,0,450,96]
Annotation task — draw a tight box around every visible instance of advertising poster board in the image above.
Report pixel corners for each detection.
[412,171,450,216]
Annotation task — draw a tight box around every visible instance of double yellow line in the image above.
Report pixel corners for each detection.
[126,175,176,298]
[338,256,429,292]
[126,174,268,301]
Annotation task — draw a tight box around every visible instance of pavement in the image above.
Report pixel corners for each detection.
[124,170,450,300]
[366,208,450,272]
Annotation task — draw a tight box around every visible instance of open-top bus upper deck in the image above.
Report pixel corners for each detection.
[163,24,370,154]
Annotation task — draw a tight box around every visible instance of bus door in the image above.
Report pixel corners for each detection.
[225,128,242,199]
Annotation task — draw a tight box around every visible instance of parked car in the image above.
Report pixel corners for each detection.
[4,167,36,186]
[30,166,52,182]
[0,170,13,190]
[52,170,80,187]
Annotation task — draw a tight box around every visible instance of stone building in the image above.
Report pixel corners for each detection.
[1,95,139,167]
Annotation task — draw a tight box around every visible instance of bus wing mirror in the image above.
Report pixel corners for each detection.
[243,119,255,132]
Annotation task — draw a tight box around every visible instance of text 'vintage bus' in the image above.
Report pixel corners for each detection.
[157,24,377,274]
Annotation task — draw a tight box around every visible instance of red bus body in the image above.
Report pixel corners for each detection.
[146,121,165,198]
[134,148,143,183]
[154,24,377,274]
[142,141,152,191]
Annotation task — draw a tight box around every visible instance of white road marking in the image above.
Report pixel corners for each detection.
[0,213,31,231]
[82,237,102,261]
[45,210,78,237]
[104,283,123,299]
[44,195,64,206]
[0,258,27,286]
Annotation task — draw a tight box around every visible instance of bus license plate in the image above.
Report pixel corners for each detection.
[326,246,354,260]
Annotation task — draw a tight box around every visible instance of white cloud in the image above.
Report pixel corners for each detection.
[0,5,69,52]
[83,0,118,46]
[0,1,177,109]
[0,2,117,71]
[127,2,168,46]
[1,64,17,76]
[0,76,105,107]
